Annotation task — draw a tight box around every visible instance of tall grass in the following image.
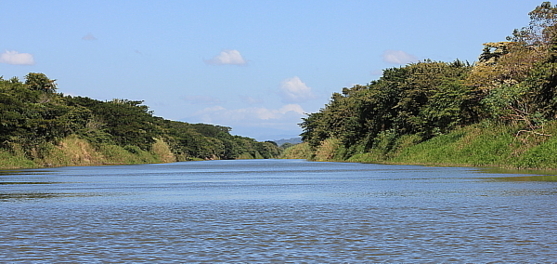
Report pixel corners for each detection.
[100,144,159,165]
[313,138,341,161]
[0,149,37,169]
[281,142,313,160]
[150,138,176,163]
[390,123,516,167]
[287,120,557,170]
[237,152,256,159]
[515,136,557,169]
[40,135,105,166]
[0,135,179,169]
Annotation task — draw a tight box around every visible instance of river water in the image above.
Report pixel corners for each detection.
[1,159,556,263]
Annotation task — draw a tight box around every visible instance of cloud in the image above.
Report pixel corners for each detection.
[279,76,317,103]
[82,33,97,41]
[0,50,35,65]
[185,104,307,140]
[382,50,418,64]
[187,104,305,131]
[205,49,247,65]
[192,104,304,122]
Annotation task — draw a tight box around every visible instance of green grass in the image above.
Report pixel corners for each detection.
[0,149,37,169]
[99,144,159,165]
[237,152,256,159]
[390,124,515,166]
[515,136,557,169]
[289,121,557,170]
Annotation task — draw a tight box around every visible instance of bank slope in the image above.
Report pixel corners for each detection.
[0,74,282,169]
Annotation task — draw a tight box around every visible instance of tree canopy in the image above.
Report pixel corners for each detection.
[0,75,281,163]
[300,2,557,159]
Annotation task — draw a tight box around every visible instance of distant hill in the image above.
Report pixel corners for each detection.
[273,137,302,146]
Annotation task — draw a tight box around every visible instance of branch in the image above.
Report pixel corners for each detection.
[515,130,552,137]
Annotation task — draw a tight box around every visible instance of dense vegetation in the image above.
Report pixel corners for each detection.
[289,2,557,169]
[0,73,281,169]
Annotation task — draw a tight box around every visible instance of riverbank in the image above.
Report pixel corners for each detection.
[0,74,283,170]
[0,135,177,169]
[283,121,557,170]
[0,135,276,170]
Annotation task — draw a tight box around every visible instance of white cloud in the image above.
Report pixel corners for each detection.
[279,76,316,103]
[0,50,35,65]
[205,49,247,65]
[186,104,306,140]
[382,50,418,64]
[192,104,304,122]
[82,33,97,41]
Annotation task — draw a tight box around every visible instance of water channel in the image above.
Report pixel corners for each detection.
[1,159,556,262]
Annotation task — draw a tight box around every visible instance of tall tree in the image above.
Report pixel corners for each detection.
[24,73,57,93]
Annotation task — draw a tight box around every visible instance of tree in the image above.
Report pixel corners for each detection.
[24,73,57,93]
[509,1,557,47]
[472,2,557,131]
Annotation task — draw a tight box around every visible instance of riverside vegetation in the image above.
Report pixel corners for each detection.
[284,2,557,170]
[0,73,281,169]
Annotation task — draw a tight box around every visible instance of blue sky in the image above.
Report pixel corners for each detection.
[0,0,545,140]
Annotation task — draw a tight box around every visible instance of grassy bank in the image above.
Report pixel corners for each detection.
[0,135,176,169]
[0,134,283,170]
[281,141,313,160]
[284,121,557,170]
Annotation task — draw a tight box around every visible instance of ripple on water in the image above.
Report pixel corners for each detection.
[1,160,556,262]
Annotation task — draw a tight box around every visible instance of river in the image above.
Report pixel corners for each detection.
[1,159,556,262]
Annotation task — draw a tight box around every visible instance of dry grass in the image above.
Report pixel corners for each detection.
[0,135,180,169]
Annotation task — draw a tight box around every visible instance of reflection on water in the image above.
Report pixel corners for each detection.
[1,160,556,262]
[0,182,64,185]
[488,175,557,182]
[480,167,557,182]
[0,192,101,200]
[0,169,56,176]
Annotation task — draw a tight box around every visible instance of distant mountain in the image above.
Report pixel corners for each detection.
[273,137,302,146]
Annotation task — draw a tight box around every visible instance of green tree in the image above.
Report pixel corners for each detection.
[25,73,57,93]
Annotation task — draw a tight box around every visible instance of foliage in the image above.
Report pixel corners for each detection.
[25,73,58,93]
[1,76,82,159]
[313,138,342,161]
[301,60,474,158]
[65,96,158,150]
[281,142,313,160]
[516,135,557,169]
[0,75,281,169]
[297,2,557,169]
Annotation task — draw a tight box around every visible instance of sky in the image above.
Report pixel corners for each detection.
[0,0,546,140]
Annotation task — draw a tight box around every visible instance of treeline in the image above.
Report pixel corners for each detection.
[296,2,557,168]
[0,73,281,168]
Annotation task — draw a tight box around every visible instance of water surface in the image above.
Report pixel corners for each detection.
[1,159,556,262]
